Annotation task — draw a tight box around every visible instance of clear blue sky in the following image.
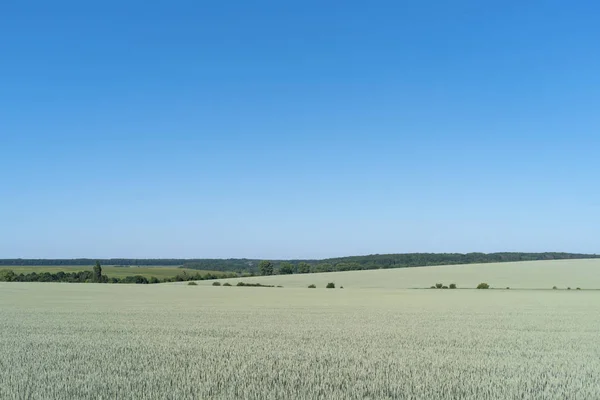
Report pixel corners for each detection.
[1,1,599,259]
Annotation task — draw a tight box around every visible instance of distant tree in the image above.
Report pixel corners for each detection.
[326,282,335,289]
[308,284,316,288]
[93,261,102,282]
[121,275,149,284]
[279,262,294,275]
[477,283,490,289]
[0,269,16,282]
[297,262,311,274]
[314,263,333,273]
[435,283,443,289]
[449,283,457,289]
[149,276,160,284]
[259,260,274,276]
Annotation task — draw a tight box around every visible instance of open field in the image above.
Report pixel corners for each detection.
[1,282,600,399]
[0,265,225,279]
[197,259,600,290]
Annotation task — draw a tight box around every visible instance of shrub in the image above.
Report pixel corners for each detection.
[477,283,490,289]
[340,286,344,289]
[235,282,274,288]
[553,286,558,290]
[576,287,581,290]
[506,287,510,290]
[442,286,449,289]
[449,283,457,289]
[326,282,335,289]
[567,287,571,290]
[308,284,316,288]
[430,286,436,289]
[435,283,443,289]
[212,282,221,286]
[277,285,283,288]
[187,282,197,286]
[223,283,232,286]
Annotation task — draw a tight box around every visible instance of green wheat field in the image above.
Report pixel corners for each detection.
[1,259,599,399]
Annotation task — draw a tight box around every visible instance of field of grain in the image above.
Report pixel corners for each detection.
[198,259,600,290]
[0,265,224,279]
[1,281,599,399]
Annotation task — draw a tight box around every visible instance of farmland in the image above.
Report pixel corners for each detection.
[0,265,226,280]
[199,259,600,290]
[1,261,600,399]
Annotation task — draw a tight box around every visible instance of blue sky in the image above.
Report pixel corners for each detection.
[1,1,599,259]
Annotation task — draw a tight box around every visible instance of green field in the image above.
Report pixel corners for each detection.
[196,258,600,290]
[1,275,599,399]
[0,265,226,279]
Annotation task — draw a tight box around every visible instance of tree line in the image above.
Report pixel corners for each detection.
[1,252,597,276]
[202,252,600,275]
[0,262,236,284]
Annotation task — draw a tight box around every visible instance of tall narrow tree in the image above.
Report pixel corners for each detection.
[93,261,102,282]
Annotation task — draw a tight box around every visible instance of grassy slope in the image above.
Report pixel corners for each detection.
[0,265,226,279]
[195,259,600,289]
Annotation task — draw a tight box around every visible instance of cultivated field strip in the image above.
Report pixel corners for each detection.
[193,259,600,290]
[1,284,599,399]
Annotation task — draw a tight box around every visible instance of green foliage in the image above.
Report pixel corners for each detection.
[258,260,274,276]
[313,263,334,273]
[120,275,149,284]
[435,283,443,289]
[236,282,274,288]
[278,262,294,275]
[308,284,316,288]
[506,287,510,290]
[212,282,221,286]
[297,262,311,274]
[149,276,160,284]
[223,283,232,286]
[187,281,197,286]
[2,252,597,276]
[93,261,102,282]
[449,283,457,289]
[430,286,436,289]
[576,287,581,290]
[326,282,335,289]
[442,286,449,289]
[0,269,16,282]
[553,286,558,290]
[3,269,110,284]
[567,287,571,290]
[477,283,490,289]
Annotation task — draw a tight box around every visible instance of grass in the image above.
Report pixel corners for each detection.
[0,283,599,399]
[190,259,600,290]
[0,265,228,279]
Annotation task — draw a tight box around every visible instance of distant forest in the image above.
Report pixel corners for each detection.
[1,253,597,275]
